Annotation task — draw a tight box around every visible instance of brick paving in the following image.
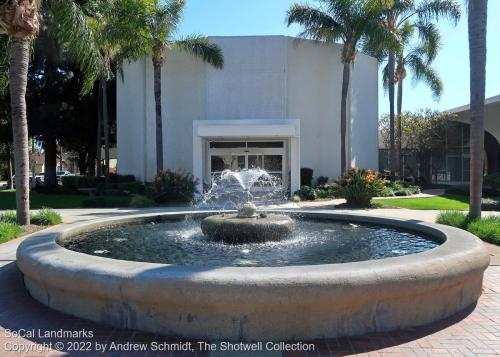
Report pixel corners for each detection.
[0,260,499,356]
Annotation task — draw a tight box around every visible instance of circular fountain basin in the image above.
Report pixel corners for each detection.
[201,213,295,242]
[16,211,490,341]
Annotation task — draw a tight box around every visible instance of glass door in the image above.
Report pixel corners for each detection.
[208,140,286,191]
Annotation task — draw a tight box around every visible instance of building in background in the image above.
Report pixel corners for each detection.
[117,36,379,194]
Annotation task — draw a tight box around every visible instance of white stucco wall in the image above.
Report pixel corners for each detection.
[117,36,379,185]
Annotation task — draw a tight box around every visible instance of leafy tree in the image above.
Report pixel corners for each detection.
[379,109,457,180]
[27,28,102,184]
[372,0,460,178]
[468,0,488,218]
[286,0,397,174]
[0,0,100,224]
[121,0,224,174]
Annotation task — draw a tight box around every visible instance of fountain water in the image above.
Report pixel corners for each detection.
[200,168,295,242]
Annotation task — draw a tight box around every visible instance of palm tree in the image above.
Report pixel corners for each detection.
[123,0,223,174]
[468,0,488,219]
[286,0,396,174]
[380,21,443,175]
[0,0,100,224]
[377,0,460,178]
[86,0,148,181]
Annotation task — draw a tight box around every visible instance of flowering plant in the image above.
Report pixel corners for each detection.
[332,168,385,206]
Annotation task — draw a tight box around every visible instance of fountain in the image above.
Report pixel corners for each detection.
[200,169,294,242]
[16,167,490,341]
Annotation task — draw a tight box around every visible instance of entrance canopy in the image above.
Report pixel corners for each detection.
[193,119,300,196]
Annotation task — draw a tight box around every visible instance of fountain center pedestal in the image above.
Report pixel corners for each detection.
[201,202,294,243]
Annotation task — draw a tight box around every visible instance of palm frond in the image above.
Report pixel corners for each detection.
[286,3,342,42]
[413,20,441,61]
[174,35,223,69]
[417,0,461,24]
[407,52,443,99]
[48,0,102,94]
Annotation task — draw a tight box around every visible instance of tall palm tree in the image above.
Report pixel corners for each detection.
[123,0,223,174]
[380,21,443,175]
[86,0,148,181]
[468,0,488,219]
[0,0,100,224]
[286,0,396,174]
[377,0,460,178]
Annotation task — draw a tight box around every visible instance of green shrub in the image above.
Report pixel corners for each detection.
[315,176,329,187]
[294,186,317,201]
[96,181,147,196]
[151,170,198,204]
[0,222,22,243]
[468,217,500,245]
[300,168,314,187]
[445,184,498,198]
[315,186,336,199]
[129,194,155,208]
[82,196,131,208]
[62,176,105,190]
[436,211,469,229]
[0,211,17,224]
[108,174,135,184]
[385,181,421,197]
[31,208,62,226]
[293,195,301,203]
[332,168,385,206]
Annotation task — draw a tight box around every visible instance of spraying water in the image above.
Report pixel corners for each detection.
[197,168,287,210]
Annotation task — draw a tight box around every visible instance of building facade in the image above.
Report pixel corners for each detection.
[379,95,500,184]
[116,36,379,194]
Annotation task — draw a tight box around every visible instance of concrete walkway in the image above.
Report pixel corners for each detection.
[0,207,499,356]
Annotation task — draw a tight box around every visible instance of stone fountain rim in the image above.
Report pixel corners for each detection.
[15,210,490,341]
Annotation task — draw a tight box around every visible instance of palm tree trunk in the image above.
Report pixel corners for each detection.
[6,142,13,190]
[101,76,110,182]
[153,62,164,173]
[388,52,396,180]
[96,82,102,177]
[396,77,403,178]
[9,38,30,225]
[468,0,488,219]
[340,61,351,174]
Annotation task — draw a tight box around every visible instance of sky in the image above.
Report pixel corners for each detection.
[178,0,499,117]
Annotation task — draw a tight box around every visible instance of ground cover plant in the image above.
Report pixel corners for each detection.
[437,211,500,245]
[0,208,61,244]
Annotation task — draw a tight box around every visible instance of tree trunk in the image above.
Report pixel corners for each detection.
[96,81,102,177]
[43,135,57,187]
[87,146,96,176]
[388,52,396,180]
[396,77,403,178]
[77,150,87,176]
[101,76,110,182]
[6,142,13,190]
[468,0,488,219]
[9,38,30,225]
[153,62,164,174]
[340,61,351,174]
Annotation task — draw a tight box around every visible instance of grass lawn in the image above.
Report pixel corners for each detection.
[374,195,470,210]
[0,190,130,209]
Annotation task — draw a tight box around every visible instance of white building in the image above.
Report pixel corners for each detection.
[116,36,379,194]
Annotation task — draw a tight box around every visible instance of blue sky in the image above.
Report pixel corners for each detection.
[178,0,499,117]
